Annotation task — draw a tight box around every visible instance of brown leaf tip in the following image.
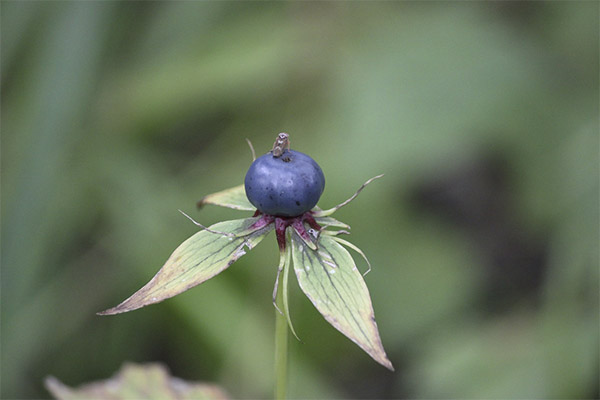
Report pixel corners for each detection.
[196,197,207,209]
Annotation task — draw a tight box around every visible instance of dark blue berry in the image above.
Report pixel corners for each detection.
[245,149,325,217]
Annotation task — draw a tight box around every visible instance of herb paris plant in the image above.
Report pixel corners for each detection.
[99,133,394,371]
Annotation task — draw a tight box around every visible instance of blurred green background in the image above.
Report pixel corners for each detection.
[1,2,598,399]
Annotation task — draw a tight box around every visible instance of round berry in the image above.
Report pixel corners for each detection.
[244,149,325,217]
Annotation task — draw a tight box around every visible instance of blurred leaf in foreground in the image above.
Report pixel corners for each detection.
[45,363,228,400]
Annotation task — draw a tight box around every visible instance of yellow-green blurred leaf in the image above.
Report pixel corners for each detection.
[45,362,229,400]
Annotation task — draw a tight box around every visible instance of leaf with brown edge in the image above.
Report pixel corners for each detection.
[98,217,272,315]
[291,232,394,370]
[197,185,255,211]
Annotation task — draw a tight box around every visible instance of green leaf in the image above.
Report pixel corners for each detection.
[98,217,271,315]
[197,184,255,211]
[291,232,394,370]
[45,362,229,400]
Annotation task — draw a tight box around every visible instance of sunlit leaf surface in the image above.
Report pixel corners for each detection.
[291,233,394,370]
[45,363,228,400]
[197,185,255,211]
[99,217,271,315]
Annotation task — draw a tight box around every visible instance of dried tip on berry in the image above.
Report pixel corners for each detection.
[245,138,256,161]
[272,132,290,157]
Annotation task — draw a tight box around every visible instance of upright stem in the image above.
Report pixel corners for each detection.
[274,277,288,400]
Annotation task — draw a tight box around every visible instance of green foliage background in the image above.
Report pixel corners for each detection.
[1,2,598,398]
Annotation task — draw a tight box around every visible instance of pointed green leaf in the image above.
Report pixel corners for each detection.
[99,217,271,315]
[197,185,255,211]
[291,233,394,370]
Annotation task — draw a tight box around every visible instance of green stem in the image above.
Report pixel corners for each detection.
[274,271,288,400]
